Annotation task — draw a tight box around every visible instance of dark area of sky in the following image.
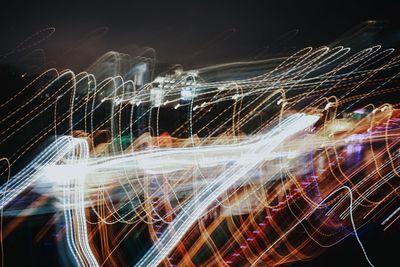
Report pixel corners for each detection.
[0,1,399,266]
[1,0,400,71]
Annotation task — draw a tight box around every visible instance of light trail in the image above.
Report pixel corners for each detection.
[134,114,319,266]
[0,40,400,267]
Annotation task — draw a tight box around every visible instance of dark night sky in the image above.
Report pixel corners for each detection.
[1,0,400,71]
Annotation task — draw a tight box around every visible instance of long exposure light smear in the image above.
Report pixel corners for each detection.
[1,39,400,267]
[134,114,319,266]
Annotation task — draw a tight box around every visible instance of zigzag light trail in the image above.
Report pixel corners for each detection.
[1,40,400,267]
